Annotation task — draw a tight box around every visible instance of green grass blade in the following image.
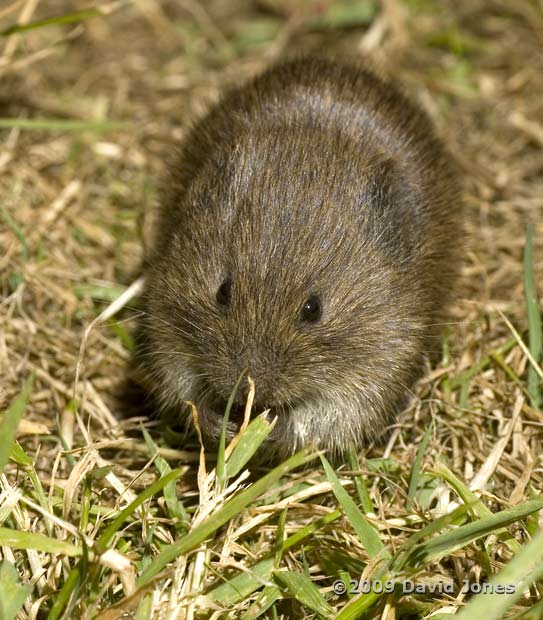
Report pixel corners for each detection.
[449,338,516,389]
[433,463,492,519]
[135,594,153,620]
[0,528,82,556]
[391,504,470,571]
[274,570,334,618]
[96,468,184,553]
[142,430,189,527]
[508,599,543,620]
[282,509,342,550]
[8,441,34,469]
[456,530,543,620]
[334,587,385,620]
[138,446,318,587]
[0,374,34,473]
[10,441,51,533]
[320,454,390,561]
[0,561,32,620]
[408,422,433,507]
[242,585,282,619]
[73,283,128,302]
[1,9,102,36]
[524,224,542,408]
[208,557,276,604]
[217,371,246,486]
[225,414,276,479]
[407,498,543,565]
[46,562,82,620]
[274,507,288,568]
[207,509,342,604]
[434,463,520,553]
[347,448,373,514]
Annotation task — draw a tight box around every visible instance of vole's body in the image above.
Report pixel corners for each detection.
[140,58,462,459]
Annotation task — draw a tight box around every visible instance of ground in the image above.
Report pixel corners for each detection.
[0,1,542,619]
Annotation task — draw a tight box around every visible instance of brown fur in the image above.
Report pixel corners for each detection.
[137,57,462,459]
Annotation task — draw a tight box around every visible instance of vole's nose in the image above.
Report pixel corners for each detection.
[222,370,281,416]
[230,373,272,408]
[225,344,282,404]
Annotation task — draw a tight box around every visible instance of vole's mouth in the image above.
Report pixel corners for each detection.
[210,398,249,422]
[197,387,285,441]
[210,396,279,424]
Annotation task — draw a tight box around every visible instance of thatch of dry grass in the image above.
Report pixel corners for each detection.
[0,1,542,619]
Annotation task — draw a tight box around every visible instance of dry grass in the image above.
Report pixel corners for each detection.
[0,1,542,619]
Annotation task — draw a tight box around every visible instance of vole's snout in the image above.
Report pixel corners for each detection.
[206,375,281,424]
[208,348,287,416]
[225,371,279,410]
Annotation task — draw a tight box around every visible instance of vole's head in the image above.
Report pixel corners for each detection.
[142,127,431,459]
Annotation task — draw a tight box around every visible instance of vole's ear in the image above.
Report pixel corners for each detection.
[361,156,422,263]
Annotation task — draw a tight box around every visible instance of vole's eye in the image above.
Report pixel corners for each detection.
[216,278,232,309]
[300,294,322,323]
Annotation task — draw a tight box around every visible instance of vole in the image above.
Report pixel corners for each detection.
[137,57,462,459]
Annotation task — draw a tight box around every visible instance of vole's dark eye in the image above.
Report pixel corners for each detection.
[216,278,232,309]
[300,294,322,323]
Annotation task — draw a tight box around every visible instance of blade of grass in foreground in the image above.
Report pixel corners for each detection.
[242,584,282,620]
[347,448,373,514]
[524,224,542,409]
[9,441,52,533]
[407,422,433,508]
[96,468,185,553]
[216,370,246,487]
[434,463,521,554]
[225,414,276,479]
[456,530,543,619]
[274,570,334,618]
[207,509,342,604]
[0,373,34,472]
[334,586,388,620]
[142,430,189,528]
[210,557,276,605]
[336,502,543,620]
[433,463,496,519]
[320,454,390,561]
[137,446,318,587]
[509,599,543,620]
[274,507,288,568]
[0,561,32,620]
[407,498,543,565]
[390,504,470,571]
[0,528,82,557]
[335,508,472,618]
[47,561,84,620]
